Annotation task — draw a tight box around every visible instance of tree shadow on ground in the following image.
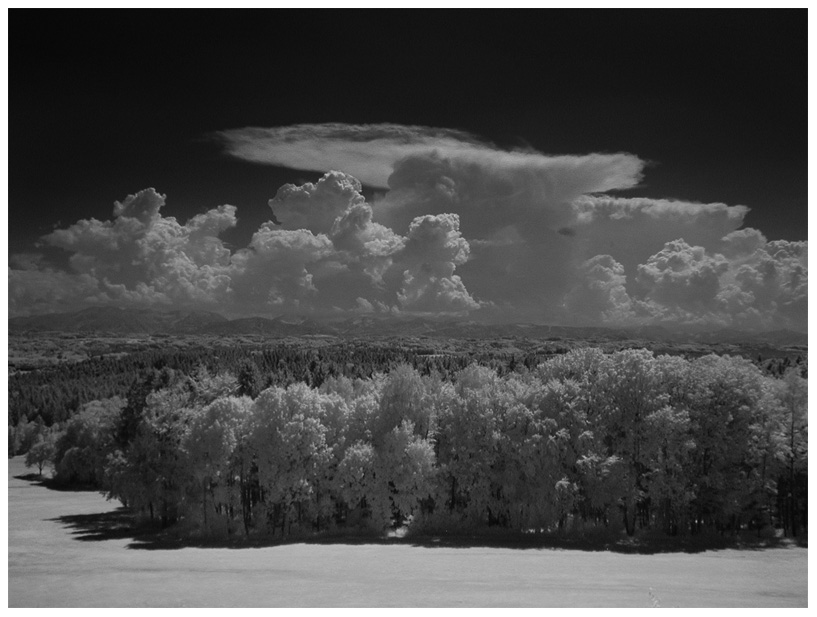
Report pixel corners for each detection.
[47,506,808,554]
[49,508,154,543]
[14,472,45,482]
[14,473,99,493]
[26,472,806,554]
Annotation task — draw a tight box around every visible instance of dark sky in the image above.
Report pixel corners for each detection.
[10,8,807,256]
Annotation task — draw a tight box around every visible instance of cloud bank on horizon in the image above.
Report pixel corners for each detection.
[9,123,807,331]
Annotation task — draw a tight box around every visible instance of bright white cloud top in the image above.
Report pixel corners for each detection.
[9,123,807,331]
[215,123,645,192]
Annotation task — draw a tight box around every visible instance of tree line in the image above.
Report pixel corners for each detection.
[8,337,805,430]
[8,340,536,428]
[24,348,808,540]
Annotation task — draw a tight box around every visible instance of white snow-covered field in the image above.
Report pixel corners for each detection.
[7,457,807,607]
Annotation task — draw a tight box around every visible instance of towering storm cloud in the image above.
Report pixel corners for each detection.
[9,123,807,331]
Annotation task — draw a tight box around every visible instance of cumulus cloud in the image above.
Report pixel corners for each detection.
[229,225,334,310]
[609,236,809,330]
[358,144,645,323]
[719,238,808,329]
[719,227,768,259]
[258,171,406,313]
[395,214,479,313]
[570,195,749,275]
[40,188,237,307]
[9,173,481,318]
[635,239,730,319]
[8,124,807,331]
[270,170,367,235]
[212,124,646,321]
[563,255,635,325]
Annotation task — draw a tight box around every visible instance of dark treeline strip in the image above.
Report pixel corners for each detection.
[30,348,808,541]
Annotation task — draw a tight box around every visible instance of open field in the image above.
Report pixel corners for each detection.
[7,456,807,607]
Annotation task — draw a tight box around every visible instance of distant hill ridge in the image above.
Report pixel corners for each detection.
[7,306,808,347]
[8,306,228,335]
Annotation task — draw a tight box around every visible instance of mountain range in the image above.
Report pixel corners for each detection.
[7,307,808,347]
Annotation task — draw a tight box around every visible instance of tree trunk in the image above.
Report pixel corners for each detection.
[789,459,797,537]
[788,400,798,537]
[623,501,636,536]
[202,482,208,534]
[239,467,251,536]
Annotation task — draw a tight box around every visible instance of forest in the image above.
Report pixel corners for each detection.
[11,345,808,541]
[7,337,538,426]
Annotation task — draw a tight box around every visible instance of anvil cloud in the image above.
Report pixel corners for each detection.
[215,123,644,192]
